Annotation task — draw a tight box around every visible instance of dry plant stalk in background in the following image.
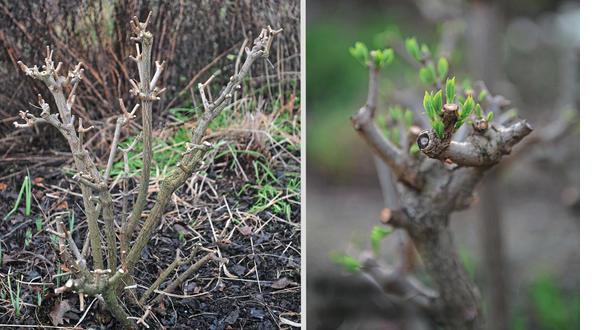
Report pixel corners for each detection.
[13,12,281,328]
[351,48,532,328]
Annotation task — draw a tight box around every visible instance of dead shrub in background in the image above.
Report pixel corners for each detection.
[0,0,299,150]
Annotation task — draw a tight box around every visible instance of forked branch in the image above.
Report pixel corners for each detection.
[122,25,282,273]
[351,59,423,189]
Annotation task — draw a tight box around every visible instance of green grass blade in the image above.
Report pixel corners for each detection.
[3,177,27,221]
[24,175,31,216]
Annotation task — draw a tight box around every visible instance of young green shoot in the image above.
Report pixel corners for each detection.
[349,41,369,66]
[446,77,456,104]
[478,90,488,102]
[349,42,394,69]
[35,216,43,233]
[331,252,362,273]
[405,37,421,61]
[24,228,32,248]
[7,271,22,317]
[4,175,32,220]
[456,95,475,129]
[437,57,449,80]
[371,225,393,256]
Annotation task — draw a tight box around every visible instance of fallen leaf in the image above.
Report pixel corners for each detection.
[271,277,292,289]
[49,300,72,326]
[56,201,69,210]
[0,182,7,191]
[238,225,253,236]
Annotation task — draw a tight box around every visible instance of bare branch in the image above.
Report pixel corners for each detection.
[139,249,183,305]
[67,62,84,110]
[351,61,423,189]
[123,12,160,251]
[59,222,84,267]
[418,120,532,166]
[197,73,216,111]
[190,26,282,145]
[104,100,138,182]
[73,172,105,191]
[149,60,166,91]
[124,26,281,275]
[149,253,216,306]
[13,110,45,128]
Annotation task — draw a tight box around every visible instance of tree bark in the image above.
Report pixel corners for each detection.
[103,289,135,329]
[409,218,483,329]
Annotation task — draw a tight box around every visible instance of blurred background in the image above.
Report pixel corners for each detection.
[307,0,579,329]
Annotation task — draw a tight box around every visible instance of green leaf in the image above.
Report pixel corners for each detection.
[432,119,445,138]
[455,119,465,130]
[420,44,430,55]
[405,37,421,61]
[409,143,420,156]
[446,77,456,104]
[487,111,494,122]
[437,57,449,80]
[475,103,483,118]
[331,253,361,273]
[376,48,395,68]
[349,42,369,66]
[404,110,413,128]
[478,90,488,102]
[419,64,436,86]
[423,91,435,121]
[432,90,443,115]
[460,96,475,121]
[371,226,393,255]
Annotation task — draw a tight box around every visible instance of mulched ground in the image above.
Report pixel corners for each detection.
[0,107,300,328]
